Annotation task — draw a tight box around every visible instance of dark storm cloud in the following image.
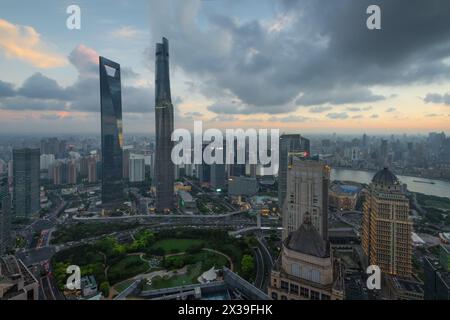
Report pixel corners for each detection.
[0,80,16,97]
[424,93,450,105]
[147,0,450,115]
[18,73,68,100]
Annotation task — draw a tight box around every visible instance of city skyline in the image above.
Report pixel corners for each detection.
[0,0,449,135]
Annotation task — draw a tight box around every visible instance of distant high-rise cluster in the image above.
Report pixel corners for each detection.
[154,37,175,212]
[99,56,124,207]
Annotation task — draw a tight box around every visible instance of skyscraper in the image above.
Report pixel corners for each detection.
[361,168,413,278]
[269,155,343,300]
[154,37,174,212]
[99,56,124,207]
[129,154,146,183]
[282,154,329,242]
[12,148,40,218]
[87,156,98,184]
[0,174,11,254]
[278,134,310,209]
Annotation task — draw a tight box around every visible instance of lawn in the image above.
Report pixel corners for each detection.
[150,239,204,254]
[108,255,149,284]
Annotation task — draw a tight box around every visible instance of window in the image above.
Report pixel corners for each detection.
[310,290,320,300]
[290,284,299,295]
[321,294,330,300]
[291,263,301,278]
[311,269,321,283]
[271,292,278,300]
[281,281,289,291]
[281,295,287,300]
[300,287,309,298]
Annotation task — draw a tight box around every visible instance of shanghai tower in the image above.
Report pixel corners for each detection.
[154,38,174,212]
[99,56,124,207]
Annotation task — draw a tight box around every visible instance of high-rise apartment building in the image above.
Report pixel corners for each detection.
[129,154,146,183]
[87,156,98,184]
[12,148,40,218]
[99,56,124,207]
[154,37,174,212]
[282,154,329,241]
[361,168,413,278]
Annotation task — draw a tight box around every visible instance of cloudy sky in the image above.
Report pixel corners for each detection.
[1,0,450,135]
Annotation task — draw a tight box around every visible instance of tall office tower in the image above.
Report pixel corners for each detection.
[0,174,11,254]
[12,148,40,218]
[210,144,226,191]
[361,168,413,278]
[87,157,98,183]
[99,56,124,207]
[154,37,174,212]
[282,154,329,242]
[278,134,310,209]
[228,139,246,178]
[379,139,388,166]
[129,154,146,183]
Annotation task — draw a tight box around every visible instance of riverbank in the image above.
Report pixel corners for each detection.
[332,166,450,183]
[331,168,450,199]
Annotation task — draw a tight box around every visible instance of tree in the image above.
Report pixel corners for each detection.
[100,281,110,297]
[241,254,255,279]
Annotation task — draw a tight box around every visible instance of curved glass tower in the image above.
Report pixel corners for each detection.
[99,56,124,207]
[155,38,174,212]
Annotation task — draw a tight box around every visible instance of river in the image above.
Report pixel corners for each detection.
[331,168,450,199]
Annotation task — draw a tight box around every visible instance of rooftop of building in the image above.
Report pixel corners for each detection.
[385,275,424,295]
[330,181,362,195]
[284,220,329,258]
[0,255,38,299]
[372,167,399,185]
[178,190,194,202]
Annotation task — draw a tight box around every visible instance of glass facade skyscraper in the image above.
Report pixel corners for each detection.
[154,38,174,212]
[12,148,40,218]
[99,56,124,206]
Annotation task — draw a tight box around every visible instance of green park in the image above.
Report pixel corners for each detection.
[51,228,256,298]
